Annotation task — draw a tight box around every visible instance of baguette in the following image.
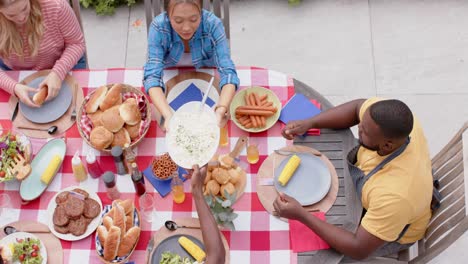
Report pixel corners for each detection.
[117,226,141,257]
[97,225,108,246]
[103,216,113,231]
[112,203,126,240]
[32,86,48,105]
[103,226,121,261]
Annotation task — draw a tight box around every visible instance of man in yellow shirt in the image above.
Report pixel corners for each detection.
[274,98,433,260]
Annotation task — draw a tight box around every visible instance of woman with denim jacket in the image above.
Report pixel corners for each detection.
[144,0,239,130]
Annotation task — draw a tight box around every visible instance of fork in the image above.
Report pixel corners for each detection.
[7,153,32,181]
[70,83,79,121]
[145,235,155,263]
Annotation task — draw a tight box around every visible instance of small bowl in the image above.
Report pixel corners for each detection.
[150,153,178,183]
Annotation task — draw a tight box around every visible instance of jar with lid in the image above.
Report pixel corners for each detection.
[111,146,127,175]
[103,171,121,200]
[124,143,136,172]
[85,151,104,179]
[131,163,146,196]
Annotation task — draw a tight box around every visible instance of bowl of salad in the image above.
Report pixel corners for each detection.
[0,232,47,264]
[0,129,32,182]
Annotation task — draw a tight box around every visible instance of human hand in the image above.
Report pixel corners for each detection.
[13,83,39,107]
[273,192,305,220]
[163,113,172,132]
[39,71,62,101]
[184,164,207,192]
[215,106,229,128]
[281,120,311,140]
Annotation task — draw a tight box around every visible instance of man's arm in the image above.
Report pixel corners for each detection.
[282,99,366,139]
[274,193,385,260]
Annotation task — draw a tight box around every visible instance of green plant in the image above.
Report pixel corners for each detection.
[80,0,138,15]
[204,191,238,231]
[288,0,301,5]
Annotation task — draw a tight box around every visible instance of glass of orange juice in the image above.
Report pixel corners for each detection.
[247,138,259,164]
[219,124,229,147]
[171,173,185,204]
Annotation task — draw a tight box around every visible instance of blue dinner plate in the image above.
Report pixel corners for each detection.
[274,153,331,206]
[19,76,72,124]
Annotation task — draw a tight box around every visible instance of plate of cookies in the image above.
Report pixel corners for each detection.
[47,186,103,241]
[77,83,152,152]
[95,199,141,263]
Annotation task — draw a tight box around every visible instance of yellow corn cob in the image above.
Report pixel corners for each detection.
[40,155,62,184]
[178,236,206,262]
[278,154,301,186]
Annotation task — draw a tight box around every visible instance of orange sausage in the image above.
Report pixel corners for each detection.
[260,94,268,101]
[235,109,275,116]
[253,93,262,106]
[260,116,266,127]
[237,106,277,112]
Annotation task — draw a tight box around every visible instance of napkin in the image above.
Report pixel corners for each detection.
[289,212,330,252]
[143,166,188,197]
[279,93,321,136]
[169,83,215,111]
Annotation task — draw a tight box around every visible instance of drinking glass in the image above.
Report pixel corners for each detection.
[171,176,186,204]
[219,125,229,147]
[139,193,155,222]
[247,139,259,164]
[0,193,14,223]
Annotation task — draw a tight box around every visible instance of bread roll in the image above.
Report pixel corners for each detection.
[33,86,48,105]
[97,225,108,246]
[101,105,125,133]
[117,226,141,257]
[90,126,114,150]
[103,216,113,231]
[111,128,131,148]
[117,199,134,216]
[99,83,123,111]
[85,85,107,113]
[88,109,103,127]
[112,203,126,239]
[119,102,141,126]
[125,122,140,140]
[103,226,121,261]
[124,98,137,105]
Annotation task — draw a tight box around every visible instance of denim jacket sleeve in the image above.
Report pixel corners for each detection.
[208,16,239,90]
[143,19,168,93]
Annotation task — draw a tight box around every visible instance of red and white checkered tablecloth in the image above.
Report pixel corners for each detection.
[0,67,299,264]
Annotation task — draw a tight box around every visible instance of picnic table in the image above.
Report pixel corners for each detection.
[0,67,359,264]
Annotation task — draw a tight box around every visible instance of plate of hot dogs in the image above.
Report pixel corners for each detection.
[230,86,281,133]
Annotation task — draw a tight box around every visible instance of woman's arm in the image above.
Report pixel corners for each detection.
[215,83,235,127]
[148,87,173,129]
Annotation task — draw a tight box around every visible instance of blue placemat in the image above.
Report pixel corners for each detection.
[169,83,215,111]
[143,166,188,197]
[279,93,321,123]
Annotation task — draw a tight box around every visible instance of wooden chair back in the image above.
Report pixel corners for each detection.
[408,122,468,263]
[144,0,231,43]
[69,0,89,68]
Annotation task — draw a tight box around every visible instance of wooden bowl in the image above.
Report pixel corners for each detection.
[76,84,152,152]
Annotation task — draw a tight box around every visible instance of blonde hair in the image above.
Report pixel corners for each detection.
[165,0,202,17]
[0,0,44,58]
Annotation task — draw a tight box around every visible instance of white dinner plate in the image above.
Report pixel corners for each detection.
[47,186,103,241]
[274,153,331,206]
[0,231,48,264]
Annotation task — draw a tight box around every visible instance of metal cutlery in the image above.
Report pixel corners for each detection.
[70,83,79,121]
[274,149,322,157]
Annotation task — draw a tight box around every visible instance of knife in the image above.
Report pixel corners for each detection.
[11,101,19,121]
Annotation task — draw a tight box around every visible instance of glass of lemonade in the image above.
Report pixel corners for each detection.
[171,173,186,204]
[247,138,259,164]
[219,124,229,147]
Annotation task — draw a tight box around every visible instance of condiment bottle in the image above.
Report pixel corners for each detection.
[124,143,136,172]
[72,152,87,182]
[111,146,127,175]
[131,163,146,196]
[103,171,120,200]
[85,151,104,179]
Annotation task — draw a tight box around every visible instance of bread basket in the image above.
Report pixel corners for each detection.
[76,84,152,152]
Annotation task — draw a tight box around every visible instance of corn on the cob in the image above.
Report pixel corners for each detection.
[278,154,301,186]
[178,236,206,262]
[40,155,62,184]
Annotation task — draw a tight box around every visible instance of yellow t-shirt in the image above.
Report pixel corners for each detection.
[356,98,433,244]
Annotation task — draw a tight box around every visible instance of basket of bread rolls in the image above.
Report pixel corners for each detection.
[96,199,141,263]
[77,83,152,152]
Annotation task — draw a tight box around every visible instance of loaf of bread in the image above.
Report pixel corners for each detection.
[85,85,108,113]
[97,225,108,246]
[100,83,123,111]
[32,86,48,105]
[90,126,114,150]
[111,128,131,148]
[117,226,141,257]
[119,101,141,126]
[112,203,126,241]
[125,122,140,140]
[103,216,113,231]
[101,105,125,133]
[103,226,121,261]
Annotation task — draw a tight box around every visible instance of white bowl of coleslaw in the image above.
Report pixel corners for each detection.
[166,102,220,169]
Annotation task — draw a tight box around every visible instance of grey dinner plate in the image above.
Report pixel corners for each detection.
[151,234,205,263]
[274,153,331,206]
[19,76,72,124]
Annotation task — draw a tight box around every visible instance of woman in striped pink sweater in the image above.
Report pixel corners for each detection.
[0,0,85,107]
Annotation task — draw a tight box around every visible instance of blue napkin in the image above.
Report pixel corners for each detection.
[169,83,215,111]
[279,93,321,123]
[143,166,188,197]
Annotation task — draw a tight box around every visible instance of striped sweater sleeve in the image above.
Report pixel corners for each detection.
[0,71,18,95]
[51,0,85,80]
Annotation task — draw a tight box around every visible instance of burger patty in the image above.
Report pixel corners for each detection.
[84,198,101,219]
[72,188,89,199]
[68,216,88,236]
[54,224,69,234]
[53,206,69,227]
[64,196,85,219]
[55,191,70,205]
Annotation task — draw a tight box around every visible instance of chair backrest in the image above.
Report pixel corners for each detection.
[144,0,230,43]
[409,122,468,263]
[69,0,88,68]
